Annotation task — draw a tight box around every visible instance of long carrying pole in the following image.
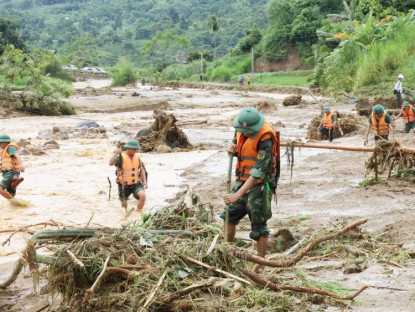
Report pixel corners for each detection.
[280,142,415,153]
[224,153,234,243]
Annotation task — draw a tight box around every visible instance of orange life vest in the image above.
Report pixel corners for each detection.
[401,106,415,124]
[0,143,20,172]
[323,112,335,129]
[371,113,389,136]
[235,122,279,182]
[116,152,141,185]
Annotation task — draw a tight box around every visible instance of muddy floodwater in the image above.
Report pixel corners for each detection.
[1,80,415,311]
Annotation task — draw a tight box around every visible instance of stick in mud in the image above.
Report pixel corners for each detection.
[107,176,111,200]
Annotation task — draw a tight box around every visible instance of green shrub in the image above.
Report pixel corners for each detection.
[112,58,137,86]
[162,62,201,81]
[43,58,75,82]
[211,67,232,82]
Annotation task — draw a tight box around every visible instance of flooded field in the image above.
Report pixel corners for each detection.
[1,80,415,311]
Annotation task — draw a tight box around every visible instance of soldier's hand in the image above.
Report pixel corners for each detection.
[19,166,25,173]
[227,144,237,155]
[223,193,239,204]
[116,147,123,154]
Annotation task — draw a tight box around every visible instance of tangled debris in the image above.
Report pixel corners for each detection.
[307,113,360,140]
[136,109,192,153]
[255,100,278,114]
[283,95,302,106]
[366,140,415,181]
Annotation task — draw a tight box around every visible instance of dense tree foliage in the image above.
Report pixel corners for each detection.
[262,0,344,63]
[0,0,269,66]
[0,17,26,54]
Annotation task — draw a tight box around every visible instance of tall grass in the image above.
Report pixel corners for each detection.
[161,61,200,81]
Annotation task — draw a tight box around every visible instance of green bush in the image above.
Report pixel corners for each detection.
[211,67,232,82]
[112,58,137,86]
[43,58,75,82]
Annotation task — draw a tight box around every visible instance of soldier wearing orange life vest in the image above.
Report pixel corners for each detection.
[0,134,25,200]
[364,105,395,146]
[394,101,415,133]
[317,107,338,142]
[221,107,280,272]
[109,140,147,216]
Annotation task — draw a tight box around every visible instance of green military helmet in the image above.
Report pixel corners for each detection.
[124,140,141,150]
[373,104,385,116]
[233,107,265,134]
[403,101,410,107]
[0,134,11,143]
[324,106,331,113]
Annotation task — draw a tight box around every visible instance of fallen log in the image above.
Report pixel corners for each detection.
[280,142,415,154]
[240,269,369,300]
[229,218,368,267]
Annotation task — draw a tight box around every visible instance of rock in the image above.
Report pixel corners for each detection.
[43,140,60,149]
[155,144,172,153]
[283,95,302,106]
[75,121,100,128]
[55,133,69,140]
[26,145,46,156]
[20,149,31,156]
[17,139,30,148]
[132,92,140,97]
[135,128,151,138]
[356,98,371,116]
[98,190,106,195]
[267,228,298,253]
[343,264,363,274]
[53,126,68,134]
[299,123,306,129]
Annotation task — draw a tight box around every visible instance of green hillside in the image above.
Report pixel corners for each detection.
[0,0,269,66]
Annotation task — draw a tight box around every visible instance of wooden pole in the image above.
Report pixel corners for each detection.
[200,51,203,80]
[280,142,374,152]
[280,142,415,154]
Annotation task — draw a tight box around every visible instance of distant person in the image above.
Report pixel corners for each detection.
[394,101,415,133]
[247,75,252,86]
[364,105,395,145]
[0,134,25,201]
[141,79,146,86]
[109,140,147,218]
[394,74,404,109]
[317,107,338,142]
[200,74,203,81]
[239,75,245,85]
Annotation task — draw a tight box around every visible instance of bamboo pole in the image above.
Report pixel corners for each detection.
[280,142,415,154]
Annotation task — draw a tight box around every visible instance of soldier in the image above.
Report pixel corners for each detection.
[0,135,25,201]
[222,107,280,272]
[109,140,147,217]
[364,105,395,145]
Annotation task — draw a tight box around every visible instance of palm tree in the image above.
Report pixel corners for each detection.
[208,15,219,58]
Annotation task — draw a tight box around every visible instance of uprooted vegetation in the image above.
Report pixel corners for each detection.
[2,189,415,311]
[136,109,192,153]
[365,140,415,182]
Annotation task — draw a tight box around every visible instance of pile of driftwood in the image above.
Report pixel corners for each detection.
[0,206,376,311]
[136,109,192,153]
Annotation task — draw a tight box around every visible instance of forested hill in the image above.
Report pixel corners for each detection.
[0,0,269,65]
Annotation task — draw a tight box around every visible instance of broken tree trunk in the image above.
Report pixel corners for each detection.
[229,218,368,267]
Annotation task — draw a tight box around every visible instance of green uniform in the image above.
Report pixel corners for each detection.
[220,138,273,241]
[114,155,145,201]
[0,146,19,197]
[397,108,415,133]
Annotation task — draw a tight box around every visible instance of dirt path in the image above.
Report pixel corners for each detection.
[1,82,415,311]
